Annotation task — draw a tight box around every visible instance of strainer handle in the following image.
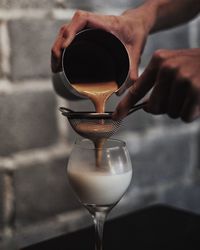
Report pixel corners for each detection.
[59,107,75,113]
[127,101,148,116]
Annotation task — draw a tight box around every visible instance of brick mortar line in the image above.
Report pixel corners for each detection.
[1,113,198,171]
[0,68,145,92]
[130,177,184,199]
[119,121,200,155]
[0,8,124,21]
[0,141,71,171]
[0,20,10,76]
[124,177,198,212]
[185,126,200,179]
[3,172,15,234]
[15,208,90,248]
[55,95,70,140]
[0,9,54,20]
[0,78,70,145]
[0,78,54,93]
[0,67,143,93]
[189,17,200,48]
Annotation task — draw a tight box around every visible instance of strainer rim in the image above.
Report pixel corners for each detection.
[61,111,114,119]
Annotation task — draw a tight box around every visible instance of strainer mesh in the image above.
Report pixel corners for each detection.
[68,117,121,140]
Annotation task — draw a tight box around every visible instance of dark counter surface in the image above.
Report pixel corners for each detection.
[22,204,200,250]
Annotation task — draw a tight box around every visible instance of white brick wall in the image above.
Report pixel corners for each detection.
[0,2,200,249]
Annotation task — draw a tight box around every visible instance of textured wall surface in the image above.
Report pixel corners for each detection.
[0,1,200,249]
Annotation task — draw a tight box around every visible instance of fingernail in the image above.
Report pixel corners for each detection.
[112,111,119,121]
[112,110,123,121]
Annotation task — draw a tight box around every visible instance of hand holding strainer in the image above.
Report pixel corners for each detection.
[59,102,147,140]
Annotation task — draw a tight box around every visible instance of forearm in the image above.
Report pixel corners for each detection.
[123,0,200,34]
[149,0,200,33]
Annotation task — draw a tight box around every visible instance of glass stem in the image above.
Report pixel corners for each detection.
[93,211,107,250]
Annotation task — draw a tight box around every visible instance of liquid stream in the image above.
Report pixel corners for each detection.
[72,81,118,167]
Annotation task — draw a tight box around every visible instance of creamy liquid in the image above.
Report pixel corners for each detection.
[72,81,118,166]
[72,81,118,113]
[74,123,115,166]
[68,168,132,205]
[74,122,114,138]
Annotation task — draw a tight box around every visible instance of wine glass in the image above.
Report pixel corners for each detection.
[67,138,132,250]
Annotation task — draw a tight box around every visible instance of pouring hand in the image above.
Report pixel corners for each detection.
[112,48,200,123]
[51,8,154,91]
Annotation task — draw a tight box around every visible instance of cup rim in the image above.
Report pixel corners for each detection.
[74,138,126,150]
[61,28,130,96]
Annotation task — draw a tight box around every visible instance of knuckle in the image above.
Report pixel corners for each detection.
[176,68,191,82]
[190,81,200,101]
[181,115,192,123]
[109,15,121,30]
[51,46,61,59]
[59,25,69,38]
[146,99,160,114]
[59,24,67,34]
[147,105,159,114]
[152,49,169,65]
[129,84,141,97]
[160,60,177,73]
[168,111,178,119]
[62,28,69,39]
[51,47,57,56]
[181,106,199,123]
[176,74,200,99]
[129,71,138,82]
[192,78,200,95]
[74,10,88,19]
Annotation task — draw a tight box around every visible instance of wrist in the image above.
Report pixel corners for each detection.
[121,2,157,35]
[122,0,172,34]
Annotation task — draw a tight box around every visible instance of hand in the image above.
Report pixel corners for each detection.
[51,8,154,88]
[113,48,200,122]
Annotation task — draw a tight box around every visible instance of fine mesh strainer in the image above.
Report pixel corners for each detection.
[59,102,147,140]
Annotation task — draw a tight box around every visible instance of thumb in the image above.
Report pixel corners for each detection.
[112,89,137,120]
[129,35,146,81]
[115,44,141,96]
[112,60,158,120]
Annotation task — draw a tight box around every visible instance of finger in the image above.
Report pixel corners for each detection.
[167,79,189,119]
[51,39,65,73]
[62,12,89,48]
[112,59,158,120]
[112,90,137,120]
[128,46,139,83]
[51,25,69,73]
[113,42,141,96]
[145,64,176,114]
[180,88,200,122]
[129,35,146,81]
[51,11,98,73]
[115,36,146,97]
[51,52,62,73]
[62,11,117,48]
[117,37,145,96]
[145,82,170,115]
[51,11,122,73]
[52,11,94,58]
